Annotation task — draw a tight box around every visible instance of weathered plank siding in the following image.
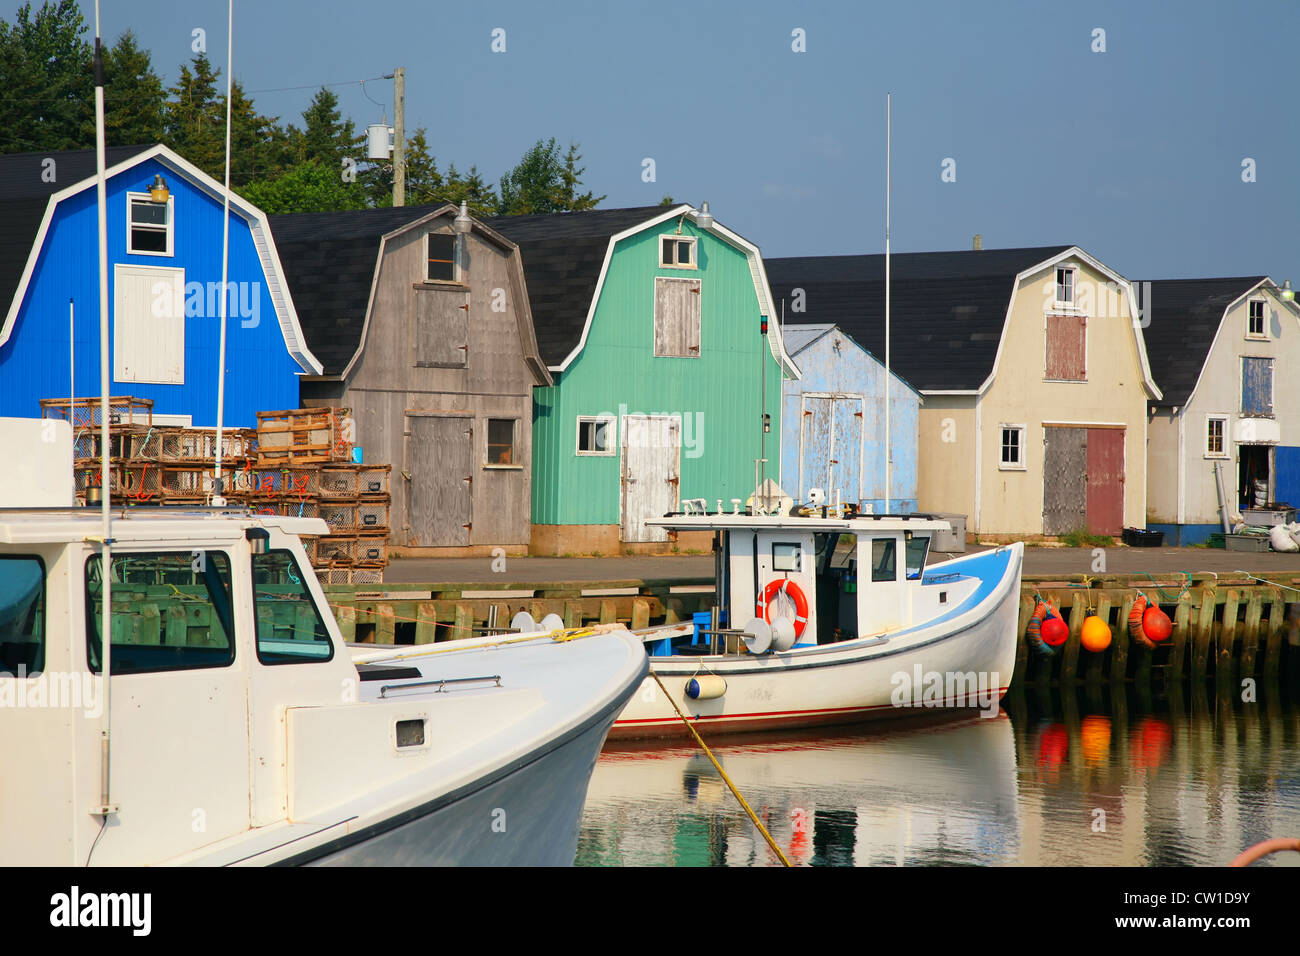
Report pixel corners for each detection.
[1042,426,1087,535]
[302,211,544,547]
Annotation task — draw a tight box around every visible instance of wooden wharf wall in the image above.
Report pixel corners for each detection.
[1014,572,1300,691]
[321,572,1300,689]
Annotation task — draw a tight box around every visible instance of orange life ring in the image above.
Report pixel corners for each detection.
[757,579,809,638]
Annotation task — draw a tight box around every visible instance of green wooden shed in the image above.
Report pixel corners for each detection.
[489,205,798,554]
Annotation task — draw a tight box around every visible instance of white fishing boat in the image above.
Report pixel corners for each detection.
[0,446,647,865]
[610,505,1023,739]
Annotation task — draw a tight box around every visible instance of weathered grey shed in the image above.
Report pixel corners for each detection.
[270,203,551,553]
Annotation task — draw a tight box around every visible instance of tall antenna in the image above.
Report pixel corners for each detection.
[92,0,115,821]
[212,0,235,504]
[884,92,892,515]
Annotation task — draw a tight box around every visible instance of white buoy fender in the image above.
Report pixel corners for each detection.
[770,616,797,652]
[510,610,538,633]
[742,617,772,654]
[685,675,727,700]
[539,612,565,633]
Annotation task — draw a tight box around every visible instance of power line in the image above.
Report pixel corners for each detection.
[245,76,389,95]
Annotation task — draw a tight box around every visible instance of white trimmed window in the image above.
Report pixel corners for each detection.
[576,416,615,456]
[999,425,1026,470]
[1055,266,1077,309]
[126,192,174,256]
[1206,415,1228,458]
[1247,298,1267,339]
[659,235,696,269]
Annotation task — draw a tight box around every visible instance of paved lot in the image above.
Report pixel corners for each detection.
[384,543,1300,585]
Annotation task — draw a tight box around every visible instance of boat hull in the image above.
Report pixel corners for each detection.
[294,702,620,867]
[610,544,1022,740]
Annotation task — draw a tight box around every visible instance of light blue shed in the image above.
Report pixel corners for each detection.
[781,323,920,513]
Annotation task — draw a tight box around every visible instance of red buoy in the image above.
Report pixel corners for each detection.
[1142,604,1173,643]
[1128,594,1159,650]
[1040,613,1070,648]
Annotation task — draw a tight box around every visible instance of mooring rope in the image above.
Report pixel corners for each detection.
[648,669,793,867]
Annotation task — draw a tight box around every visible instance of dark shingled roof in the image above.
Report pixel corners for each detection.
[1139,277,1268,407]
[0,146,152,319]
[269,204,448,375]
[765,246,1072,391]
[269,204,669,375]
[484,206,671,367]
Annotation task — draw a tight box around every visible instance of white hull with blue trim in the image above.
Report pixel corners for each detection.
[612,512,1022,739]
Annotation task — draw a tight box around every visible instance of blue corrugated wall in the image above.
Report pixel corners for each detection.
[0,157,302,426]
[781,331,920,513]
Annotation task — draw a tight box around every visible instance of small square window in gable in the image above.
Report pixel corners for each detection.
[427,233,456,282]
[1045,313,1086,381]
[659,235,696,269]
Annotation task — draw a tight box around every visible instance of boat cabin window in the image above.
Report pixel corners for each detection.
[905,535,929,580]
[0,555,45,675]
[86,551,235,674]
[871,539,898,583]
[772,542,802,572]
[252,550,334,664]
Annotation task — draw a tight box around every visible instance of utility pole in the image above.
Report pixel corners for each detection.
[393,67,405,207]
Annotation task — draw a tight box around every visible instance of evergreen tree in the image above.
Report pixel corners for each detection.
[163,52,223,176]
[0,0,92,153]
[557,141,603,211]
[297,87,357,169]
[440,164,499,218]
[102,30,164,147]
[497,137,602,215]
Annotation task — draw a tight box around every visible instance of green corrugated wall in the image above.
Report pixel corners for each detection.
[532,221,784,524]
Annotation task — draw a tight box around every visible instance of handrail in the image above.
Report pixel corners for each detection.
[378,674,502,697]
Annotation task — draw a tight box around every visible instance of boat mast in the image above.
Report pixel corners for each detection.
[92,0,114,818]
[884,92,891,515]
[212,0,235,505]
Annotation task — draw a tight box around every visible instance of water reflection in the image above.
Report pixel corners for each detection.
[577,683,1300,867]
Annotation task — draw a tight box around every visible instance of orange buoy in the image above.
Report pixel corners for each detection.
[1142,604,1172,643]
[1128,594,1157,650]
[1081,614,1112,652]
[1079,715,1112,764]
[1040,611,1069,648]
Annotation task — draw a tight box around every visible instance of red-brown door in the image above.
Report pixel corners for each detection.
[1085,427,1125,535]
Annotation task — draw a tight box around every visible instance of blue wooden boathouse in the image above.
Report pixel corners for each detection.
[780,323,920,513]
[0,145,319,426]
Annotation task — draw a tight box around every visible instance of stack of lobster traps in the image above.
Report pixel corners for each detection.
[41,398,391,583]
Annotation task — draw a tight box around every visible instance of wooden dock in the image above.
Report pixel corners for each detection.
[320,579,715,644]
[1014,572,1300,691]
[321,571,1300,688]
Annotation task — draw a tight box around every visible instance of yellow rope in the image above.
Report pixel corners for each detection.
[357,625,599,663]
[648,670,793,867]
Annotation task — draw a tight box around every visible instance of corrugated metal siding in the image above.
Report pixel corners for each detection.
[0,158,301,425]
[780,332,919,511]
[531,224,783,525]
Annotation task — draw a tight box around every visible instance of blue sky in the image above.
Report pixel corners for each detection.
[12,0,1300,282]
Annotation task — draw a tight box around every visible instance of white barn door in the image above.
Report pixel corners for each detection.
[621,414,680,542]
[114,264,185,384]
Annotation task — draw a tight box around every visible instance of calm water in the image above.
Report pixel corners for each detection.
[577,683,1300,866]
